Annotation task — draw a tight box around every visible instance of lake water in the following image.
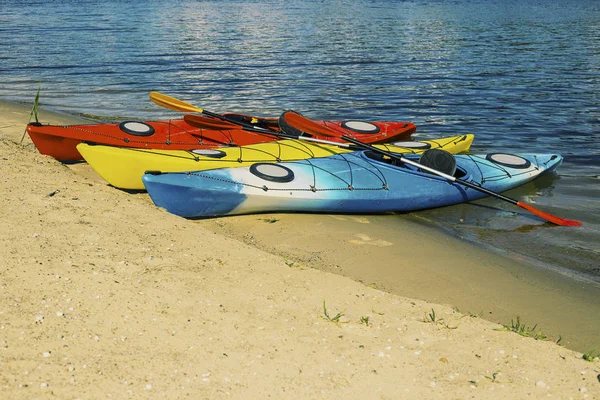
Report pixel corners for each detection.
[1,0,599,283]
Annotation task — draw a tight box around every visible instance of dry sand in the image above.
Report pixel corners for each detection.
[1,99,599,399]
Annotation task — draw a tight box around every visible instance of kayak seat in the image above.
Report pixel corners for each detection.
[419,149,457,176]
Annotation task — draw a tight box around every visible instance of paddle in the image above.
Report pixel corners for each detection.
[280,111,583,227]
[149,92,339,138]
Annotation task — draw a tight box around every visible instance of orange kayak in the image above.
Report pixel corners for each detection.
[26,114,417,162]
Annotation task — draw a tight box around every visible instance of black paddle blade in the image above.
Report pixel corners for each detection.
[419,149,457,176]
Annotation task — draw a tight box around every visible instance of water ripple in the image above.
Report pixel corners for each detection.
[1,0,598,276]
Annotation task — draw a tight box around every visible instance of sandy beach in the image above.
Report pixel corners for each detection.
[1,99,599,399]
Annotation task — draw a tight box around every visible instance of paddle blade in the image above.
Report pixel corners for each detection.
[279,110,339,138]
[517,201,583,227]
[184,114,242,130]
[149,91,204,113]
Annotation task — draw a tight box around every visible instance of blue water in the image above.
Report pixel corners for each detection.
[1,0,599,280]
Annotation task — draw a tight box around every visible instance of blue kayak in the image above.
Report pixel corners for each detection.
[142,151,563,218]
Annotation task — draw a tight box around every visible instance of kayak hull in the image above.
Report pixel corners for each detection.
[78,134,473,190]
[142,152,563,218]
[26,132,82,162]
[26,118,417,162]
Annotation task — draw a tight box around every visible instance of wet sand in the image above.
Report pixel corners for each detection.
[1,99,599,399]
[201,213,600,352]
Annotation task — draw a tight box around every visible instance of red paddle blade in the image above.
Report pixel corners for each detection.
[280,111,339,138]
[184,114,241,130]
[517,201,583,227]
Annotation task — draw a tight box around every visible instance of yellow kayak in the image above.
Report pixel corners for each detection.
[78,134,474,190]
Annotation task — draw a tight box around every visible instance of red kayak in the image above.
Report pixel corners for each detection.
[26,114,417,162]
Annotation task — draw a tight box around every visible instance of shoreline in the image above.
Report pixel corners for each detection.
[198,211,600,353]
[1,99,599,398]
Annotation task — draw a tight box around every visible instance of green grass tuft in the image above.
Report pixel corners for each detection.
[322,300,345,323]
[21,85,41,144]
[423,308,437,323]
[495,316,551,341]
[583,348,600,362]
